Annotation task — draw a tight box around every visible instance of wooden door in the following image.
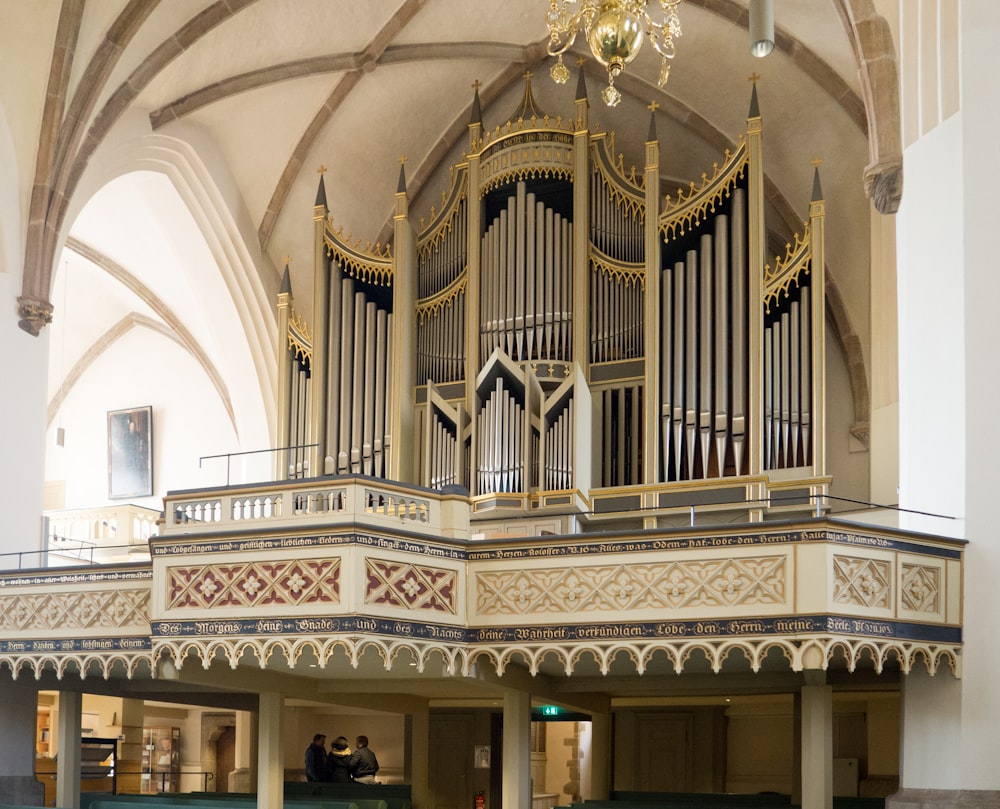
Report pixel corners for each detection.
[428,714,475,809]
[215,726,236,792]
[635,712,693,791]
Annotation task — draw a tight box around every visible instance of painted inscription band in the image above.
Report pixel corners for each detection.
[151,615,960,645]
[149,529,961,562]
[0,636,151,653]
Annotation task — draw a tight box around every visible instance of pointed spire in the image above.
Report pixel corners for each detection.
[279,262,292,295]
[811,158,824,201]
[397,155,407,194]
[470,80,483,126]
[575,63,588,103]
[315,166,328,209]
[748,74,761,118]
[508,70,545,122]
[647,101,660,142]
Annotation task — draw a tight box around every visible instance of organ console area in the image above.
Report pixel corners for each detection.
[275,74,827,525]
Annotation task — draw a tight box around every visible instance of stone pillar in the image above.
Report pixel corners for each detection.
[801,676,832,809]
[405,706,430,809]
[502,690,531,809]
[118,698,145,795]
[228,709,254,792]
[589,712,610,800]
[56,690,82,809]
[257,693,283,809]
[0,680,43,805]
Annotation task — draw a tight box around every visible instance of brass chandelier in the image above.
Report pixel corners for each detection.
[546,0,683,107]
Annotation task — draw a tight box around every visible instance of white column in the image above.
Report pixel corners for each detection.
[589,712,611,800]
[0,274,48,556]
[0,680,42,805]
[893,2,1000,806]
[801,678,832,809]
[406,707,430,809]
[502,690,531,809]
[257,692,283,809]
[56,690,83,809]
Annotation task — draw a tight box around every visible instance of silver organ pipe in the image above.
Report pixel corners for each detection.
[659,186,750,483]
[685,249,697,478]
[288,355,310,478]
[475,375,529,495]
[699,234,713,477]
[338,277,354,473]
[479,182,573,364]
[351,290,366,472]
[314,269,391,479]
[790,300,800,467]
[672,261,685,480]
[714,214,730,474]
[417,193,467,387]
[374,309,387,477]
[763,283,812,471]
[730,188,748,475]
[544,399,574,490]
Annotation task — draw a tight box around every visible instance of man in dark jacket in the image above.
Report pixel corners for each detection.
[349,735,379,784]
[305,733,330,782]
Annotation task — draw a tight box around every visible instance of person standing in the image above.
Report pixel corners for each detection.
[349,735,379,784]
[328,736,353,783]
[305,733,330,782]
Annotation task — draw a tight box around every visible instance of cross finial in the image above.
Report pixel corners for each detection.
[400,154,407,166]
[576,57,586,67]
[748,72,761,85]
[524,70,533,81]
[810,156,823,168]
[647,101,660,113]
[283,255,291,265]
[471,79,482,91]
[317,164,327,175]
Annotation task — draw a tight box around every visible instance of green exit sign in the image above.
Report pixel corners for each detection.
[541,705,560,716]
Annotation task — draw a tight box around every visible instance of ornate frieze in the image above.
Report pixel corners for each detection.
[833,555,892,609]
[900,561,940,613]
[166,559,340,609]
[365,558,457,614]
[0,588,149,631]
[475,556,786,616]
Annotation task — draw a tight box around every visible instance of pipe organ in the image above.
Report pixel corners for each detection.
[277,76,827,518]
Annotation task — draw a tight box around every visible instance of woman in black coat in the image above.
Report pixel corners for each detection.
[328,736,353,783]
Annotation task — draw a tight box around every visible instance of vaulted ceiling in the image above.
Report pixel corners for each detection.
[4,0,896,466]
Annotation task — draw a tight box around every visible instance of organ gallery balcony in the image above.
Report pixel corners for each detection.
[0,477,962,681]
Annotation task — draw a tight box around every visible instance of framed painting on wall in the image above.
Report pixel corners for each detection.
[107,405,152,499]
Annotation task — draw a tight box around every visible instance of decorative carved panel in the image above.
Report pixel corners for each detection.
[475,556,787,615]
[832,555,891,609]
[167,560,340,608]
[364,558,457,614]
[0,589,149,630]
[900,562,940,613]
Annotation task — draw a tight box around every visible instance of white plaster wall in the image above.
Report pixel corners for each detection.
[895,111,965,539]
[895,0,1000,792]
[956,0,1000,788]
[44,324,241,510]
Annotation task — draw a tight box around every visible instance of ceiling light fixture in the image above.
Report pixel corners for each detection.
[546,0,684,107]
[749,0,774,57]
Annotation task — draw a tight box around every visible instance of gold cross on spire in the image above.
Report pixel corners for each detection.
[400,154,407,166]
[810,156,824,168]
[524,70,533,81]
[748,72,761,85]
[647,101,660,113]
[283,255,291,265]
[576,56,587,67]
[317,165,327,175]
[471,79,482,91]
